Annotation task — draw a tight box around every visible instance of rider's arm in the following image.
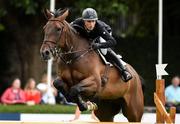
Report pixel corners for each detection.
[97,27,117,48]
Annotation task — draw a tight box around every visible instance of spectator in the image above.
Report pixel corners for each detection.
[37,74,56,105]
[165,76,180,113]
[1,78,25,104]
[24,78,41,105]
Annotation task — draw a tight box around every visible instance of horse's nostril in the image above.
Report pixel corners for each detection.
[45,50,50,55]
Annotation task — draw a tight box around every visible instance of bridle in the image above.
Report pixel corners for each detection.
[43,19,93,65]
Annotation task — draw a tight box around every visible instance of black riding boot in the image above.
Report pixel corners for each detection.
[106,49,132,82]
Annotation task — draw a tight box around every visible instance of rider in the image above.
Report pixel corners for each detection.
[70,8,132,82]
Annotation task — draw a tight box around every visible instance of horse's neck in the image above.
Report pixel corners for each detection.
[65,23,90,51]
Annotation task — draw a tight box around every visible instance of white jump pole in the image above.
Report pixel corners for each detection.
[158,0,163,79]
[47,0,55,87]
[47,59,53,87]
[50,0,55,13]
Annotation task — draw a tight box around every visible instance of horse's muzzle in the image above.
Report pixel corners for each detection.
[41,49,52,61]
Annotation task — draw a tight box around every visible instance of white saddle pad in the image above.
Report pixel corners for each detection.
[98,50,126,66]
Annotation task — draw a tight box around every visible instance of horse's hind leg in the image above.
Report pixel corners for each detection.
[122,89,144,122]
[94,99,121,122]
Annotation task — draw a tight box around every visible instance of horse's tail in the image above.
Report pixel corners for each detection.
[139,75,145,94]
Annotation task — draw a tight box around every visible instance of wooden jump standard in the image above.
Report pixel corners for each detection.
[154,79,176,123]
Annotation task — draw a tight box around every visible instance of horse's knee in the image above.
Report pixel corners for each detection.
[53,78,64,90]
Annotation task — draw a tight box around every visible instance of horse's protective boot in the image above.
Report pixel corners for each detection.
[107,49,132,82]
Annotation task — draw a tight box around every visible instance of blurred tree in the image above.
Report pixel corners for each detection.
[0,0,49,90]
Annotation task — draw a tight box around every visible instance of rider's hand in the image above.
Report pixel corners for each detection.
[91,43,101,50]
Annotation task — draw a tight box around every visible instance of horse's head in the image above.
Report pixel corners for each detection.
[40,8,69,60]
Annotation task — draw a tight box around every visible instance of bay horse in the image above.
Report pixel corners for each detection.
[40,8,144,122]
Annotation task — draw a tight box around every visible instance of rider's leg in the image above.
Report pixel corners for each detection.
[105,49,132,82]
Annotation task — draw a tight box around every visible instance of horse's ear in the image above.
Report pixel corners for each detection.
[57,8,69,20]
[43,9,53,20]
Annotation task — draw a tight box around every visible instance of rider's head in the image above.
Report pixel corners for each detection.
[82,8,98,31]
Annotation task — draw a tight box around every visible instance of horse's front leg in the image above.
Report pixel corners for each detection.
[53,78,72,102]
[69,76,100,111]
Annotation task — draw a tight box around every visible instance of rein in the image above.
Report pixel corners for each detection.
[59,47,93,65]
[45,19,93,65]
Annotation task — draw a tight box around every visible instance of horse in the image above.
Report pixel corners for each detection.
[40,8,144,122]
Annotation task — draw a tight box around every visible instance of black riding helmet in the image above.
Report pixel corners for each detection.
[82,8,98,20]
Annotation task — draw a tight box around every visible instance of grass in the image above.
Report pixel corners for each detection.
[0,104,90,114]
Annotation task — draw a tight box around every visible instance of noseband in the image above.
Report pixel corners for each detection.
[43,19,93,65]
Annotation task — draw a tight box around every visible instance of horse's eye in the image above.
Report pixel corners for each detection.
[57,28,61,32]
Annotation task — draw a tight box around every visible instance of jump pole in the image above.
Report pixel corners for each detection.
[47,0,55,87]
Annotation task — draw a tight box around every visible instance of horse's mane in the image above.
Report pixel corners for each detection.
[69,25,78,34]
[53,8,68,18]
[52,8,78,34]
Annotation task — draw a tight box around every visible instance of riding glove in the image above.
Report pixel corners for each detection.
[91,43,101,49]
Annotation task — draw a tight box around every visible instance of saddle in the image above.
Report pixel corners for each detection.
[98,49,126,67]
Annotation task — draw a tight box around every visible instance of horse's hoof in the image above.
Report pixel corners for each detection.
[79,103,88,111]
[87,101,98,111]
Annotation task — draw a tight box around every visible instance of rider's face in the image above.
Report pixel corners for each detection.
[84,20,96,31]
